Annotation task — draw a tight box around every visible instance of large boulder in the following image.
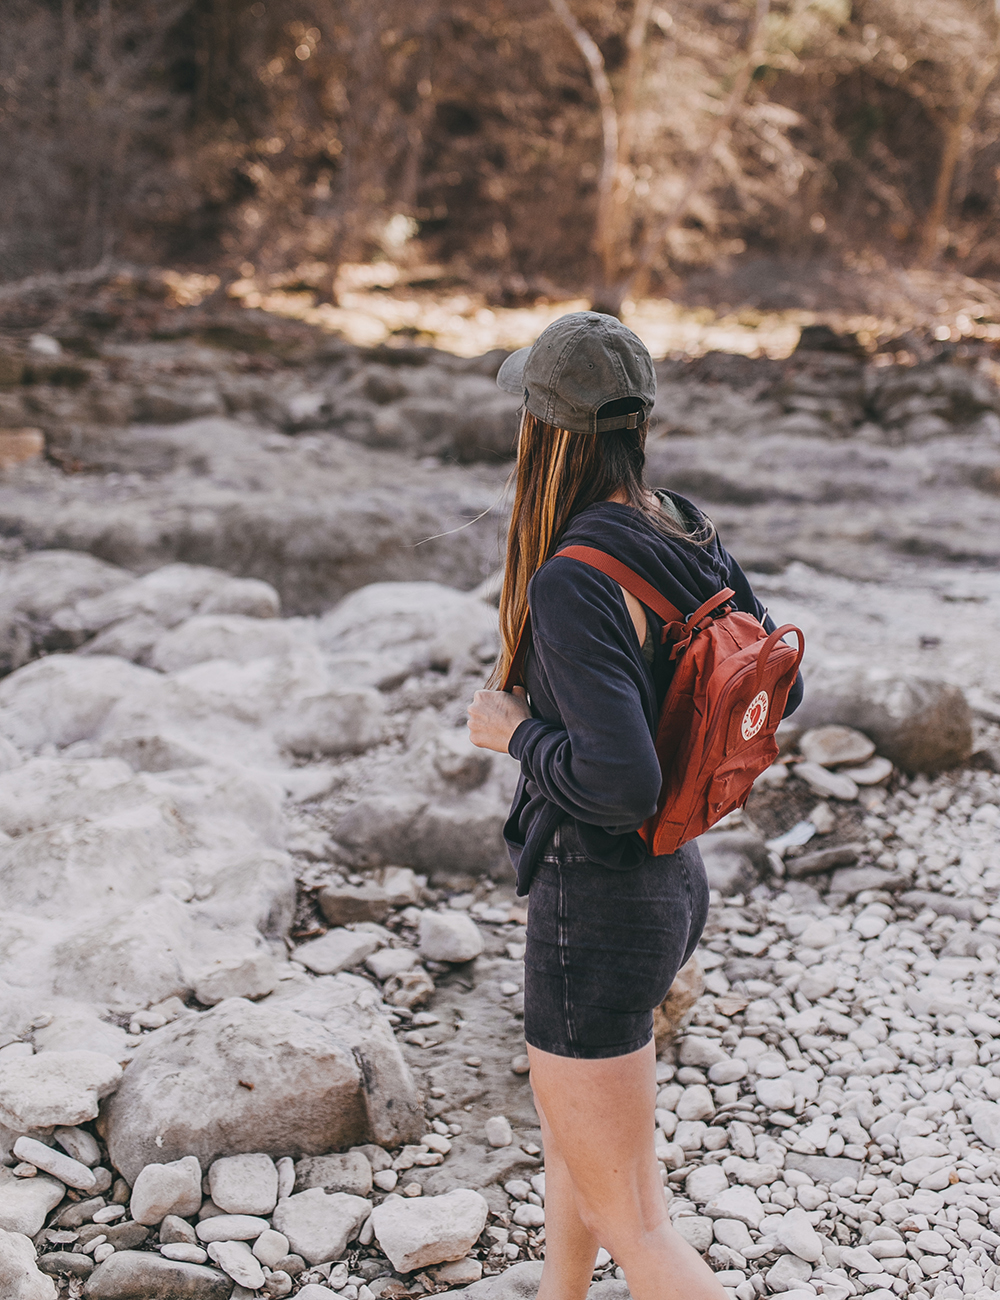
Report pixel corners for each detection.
[0,550,132,672]
[334,793,508,878]
[100,990,420,1183]
[148,614,296,672]
[316,581,498,677]
[52,563,280,644]
[0,656,157,752]
[791,668,973,772]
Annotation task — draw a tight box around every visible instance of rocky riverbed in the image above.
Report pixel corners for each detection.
[1,317,1000,1300]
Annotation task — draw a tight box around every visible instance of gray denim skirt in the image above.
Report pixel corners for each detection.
[523,822,710,1060]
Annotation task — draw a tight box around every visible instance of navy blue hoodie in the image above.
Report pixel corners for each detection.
[504,492,802,896]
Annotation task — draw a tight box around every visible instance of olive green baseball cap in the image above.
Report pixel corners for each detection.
[496,311,656,434]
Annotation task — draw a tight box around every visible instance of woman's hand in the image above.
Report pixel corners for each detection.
[467,686,532,754]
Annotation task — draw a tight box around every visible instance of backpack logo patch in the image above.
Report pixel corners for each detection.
[741,690,769,741]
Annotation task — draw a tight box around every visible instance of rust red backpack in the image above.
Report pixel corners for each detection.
[503,545,805,854]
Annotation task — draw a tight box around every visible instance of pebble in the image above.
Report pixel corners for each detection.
[208,1238,266,1289]
[512,1202,545,1227]
[208,1153,279,1216]
[54,1125,102,1167]
[673,1215,713,1251]
[793,761,859,801]
[160,1214,199,1244]
[798,725,875,767]
[417,910,485,963]
[370,1188,489,1272]
[161,1242,210,1263]
[294,928,380,975]
[755,1078,794,1110]
[196,1214,272,1243]
[130,1156,203,1226]
[510,1054,531,1074]
[485,1116,514,1147]
[253,1228,290,1266]
[775,1207,824,1262]
[676,1085,715,1122]
[708,1058,748,1084]
[91,1204,125,1223]
[271,1189,371,1265]
[12,1136,97,1191]
[685,1165,729,1203]
[842,755,894,784]
[373,1170,398,1191]
[276,1156,295,1201]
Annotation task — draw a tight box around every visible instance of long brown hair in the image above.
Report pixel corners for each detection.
[489,407,713,687]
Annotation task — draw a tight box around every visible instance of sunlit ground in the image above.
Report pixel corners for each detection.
[193,259,1000,359]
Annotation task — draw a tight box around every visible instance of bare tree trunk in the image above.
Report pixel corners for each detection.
[915,116,965,268]
[548,0,620,309]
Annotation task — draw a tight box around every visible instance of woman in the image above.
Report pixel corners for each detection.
[467,312,802,1300]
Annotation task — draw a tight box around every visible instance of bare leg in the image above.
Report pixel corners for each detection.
[534,1102,599,1300]
[528,1040,728,1300]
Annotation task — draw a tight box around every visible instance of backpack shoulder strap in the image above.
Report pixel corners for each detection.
[555,545,686,627]
[500,545,692,692]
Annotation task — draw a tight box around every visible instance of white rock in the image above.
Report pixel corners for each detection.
[194,954,278,1006]
[685,1165,729,1204]
[276,1156,295,1201]
[160,1243,209,1264]
[673,1216,714,1252]
[775,1207,825,1262]
[418,911,484,963]
[271,1189,371,1265]
[756,1079,795,1110]
[512,1203,544,1228]
[208,1153,279,1216]
[53,1127,101,1168]
[703,1186,765,1228]
[766,1253,813,1291]
[294,930,381,975]
[712,1218,753,1253]
[969,1102,1000,1149]
[208,1238,266,1289]
[708,1059,747,1084]
[798,726,875,768]
[380,867,421,907]
[842,756,893,785]
[853,911,887,938]
[432,1258,483,1285]
[196,1214,272,1243]
[130,1156,203,1226]
[676,1085,715,1122]
[678,1037,728,1068]
[0,1171,64,1236]
[365,949,420,982]
[12,1138,96,1192]
[296,1287,337,1300]
[375,1169,399,1192]
[371,1188,489,1273]
[0,1050,122,1129]
[793,762,859,801]
[252,1228,289,1267]
[840,1245,882,1273]
[0,1226,58,1300]
[485,1116,513,1148]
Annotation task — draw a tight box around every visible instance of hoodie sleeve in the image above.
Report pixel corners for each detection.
[507,557,662,832]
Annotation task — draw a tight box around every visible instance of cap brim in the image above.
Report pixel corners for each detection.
[496,346,530,395]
